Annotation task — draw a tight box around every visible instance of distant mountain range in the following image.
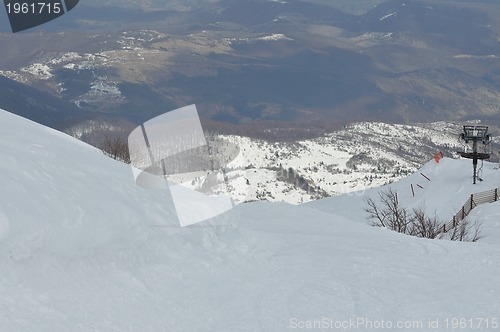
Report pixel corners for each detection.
[0,0,499,139]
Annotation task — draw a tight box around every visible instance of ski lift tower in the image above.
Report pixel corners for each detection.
[458,125,491,184]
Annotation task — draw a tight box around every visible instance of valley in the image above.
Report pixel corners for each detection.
[0,0,499,138]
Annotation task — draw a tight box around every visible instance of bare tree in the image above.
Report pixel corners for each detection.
[441,217,483,242]
[408,208,441,239]
[364,188,410,233]
[99,137,131,164]
[365,189,482,242]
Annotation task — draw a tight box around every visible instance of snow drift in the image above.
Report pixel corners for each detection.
[0,110,499,331]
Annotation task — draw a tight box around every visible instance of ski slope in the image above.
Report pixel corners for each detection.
[1,110,500,332]
[307,157,500,233]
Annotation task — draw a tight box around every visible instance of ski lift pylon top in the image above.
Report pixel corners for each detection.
[458,125,491,184]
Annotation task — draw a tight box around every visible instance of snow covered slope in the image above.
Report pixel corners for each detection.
[307,157,500,229]
[200,121,495,205]
[1,110,500,331]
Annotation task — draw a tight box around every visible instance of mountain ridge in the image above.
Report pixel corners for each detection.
[0,0,499,132]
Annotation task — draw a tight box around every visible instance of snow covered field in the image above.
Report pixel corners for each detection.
[1,110,499,331]
[198,121,470,205]
[307,157,500,229]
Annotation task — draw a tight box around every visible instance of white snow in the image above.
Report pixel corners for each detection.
[48,52,83,65]
[307,157,500,226]
[453,54,499,60]
[380,12,397,21]
[226,34,293,44]
[257,34,293,41]
[214,121,468,204]
[73,76,125,106]
[0,109,499,331]
[20,63,53,80]
[0,70,27,82]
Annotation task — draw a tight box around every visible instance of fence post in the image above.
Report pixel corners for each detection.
[496,188,498,202]
[442,224,446,233]
[462,206,465,219]
[453,216,456,227]
[470,194,474,210]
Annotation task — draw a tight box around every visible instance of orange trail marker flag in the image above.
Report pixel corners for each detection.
[434,151,443,163]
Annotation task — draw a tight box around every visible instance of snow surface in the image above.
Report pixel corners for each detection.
[20,63,53,80]
[1,110,500,331]
[307,157,500,229]
[211,121,470,204]
[379,12,397,21]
